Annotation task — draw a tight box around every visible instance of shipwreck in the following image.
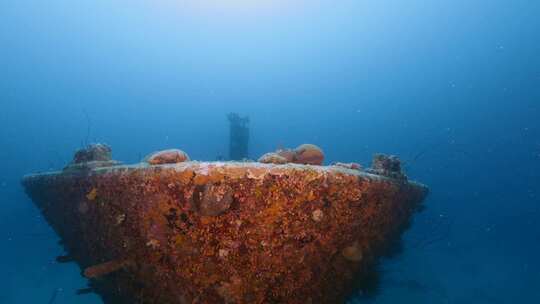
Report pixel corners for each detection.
[22,144,428,303]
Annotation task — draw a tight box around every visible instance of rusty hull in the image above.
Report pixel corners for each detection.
[22,162,428,303]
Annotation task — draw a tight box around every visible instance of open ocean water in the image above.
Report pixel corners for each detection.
[1,1,539,303]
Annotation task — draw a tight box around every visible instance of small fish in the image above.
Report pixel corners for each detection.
[56,255,75,263]
[76,287,95,295]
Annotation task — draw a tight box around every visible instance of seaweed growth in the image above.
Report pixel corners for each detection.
[82,109,92,148]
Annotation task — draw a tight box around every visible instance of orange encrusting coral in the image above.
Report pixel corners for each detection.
[22,161,427,304]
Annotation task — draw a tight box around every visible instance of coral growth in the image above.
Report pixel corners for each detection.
[144,149,190,165]
[72,143,112,163]
[63,143,120,171]
[257,144,325,166]
[86,188,98,201]
[22,147,427,304]
[367,154,406,179]
[276,149,296,162]
[332,162,362,170]
[257,152,288,164]
[195,183,234,216]
[312,209,324,222]
[293,144,324,165]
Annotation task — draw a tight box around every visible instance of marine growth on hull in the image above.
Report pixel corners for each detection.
[22,142,428,304]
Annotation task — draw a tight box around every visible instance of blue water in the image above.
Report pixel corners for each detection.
[1,1,539,303]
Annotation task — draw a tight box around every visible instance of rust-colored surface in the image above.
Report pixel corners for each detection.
[22,161,427,304]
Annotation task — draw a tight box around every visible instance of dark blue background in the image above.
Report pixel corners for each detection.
[1,1,539,303]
